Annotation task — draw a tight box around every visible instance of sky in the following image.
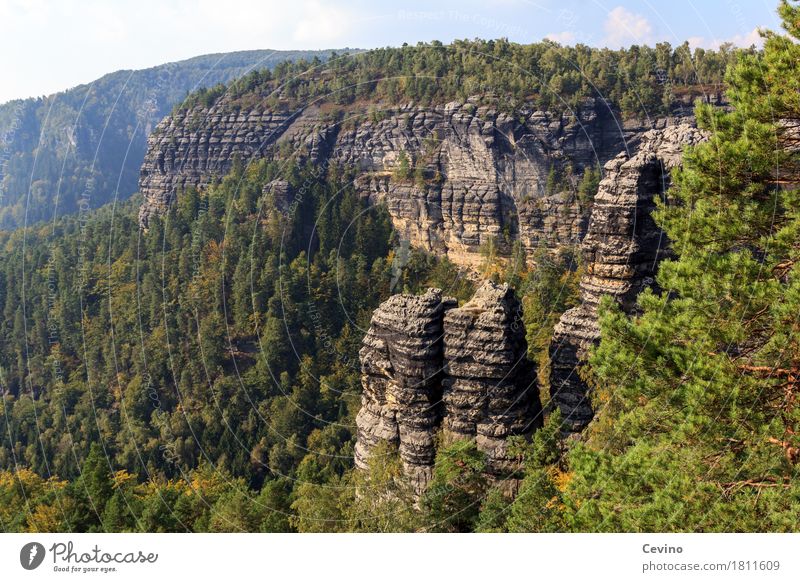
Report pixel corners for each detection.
[0,0,782,104]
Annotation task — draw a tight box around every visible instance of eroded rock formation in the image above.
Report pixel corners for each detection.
[355,282,540,491]
[443,282,542,473]
[139,94,687,267]
[549,123,708,432]
[355,289,455,492]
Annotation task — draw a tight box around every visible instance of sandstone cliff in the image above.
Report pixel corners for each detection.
[355,288,455,492]
[549,123,708,432]
[442,282,541,473]
[138,95,688,268]
[355,282,539,491]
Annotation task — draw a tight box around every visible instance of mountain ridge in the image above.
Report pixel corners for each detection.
[0,48,347,229]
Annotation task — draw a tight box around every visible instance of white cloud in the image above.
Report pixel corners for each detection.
[545,31,577,44]
[727,27,764,48]
[85,3,129,43]
[686,36,708,49]
[687,27,765,50]
[195,0,283,37]
[603,6,653,47]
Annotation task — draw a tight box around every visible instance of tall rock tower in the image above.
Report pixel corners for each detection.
[549,123,707,432]
[355,282,541,493]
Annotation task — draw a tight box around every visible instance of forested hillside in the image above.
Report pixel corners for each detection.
[0,144,576,532]
[0,49,339,229]
[200,38,738,115]
[1,1,798,532]
[0,155,483,531]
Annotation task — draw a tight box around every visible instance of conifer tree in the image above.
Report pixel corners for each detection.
[559,0,800,532]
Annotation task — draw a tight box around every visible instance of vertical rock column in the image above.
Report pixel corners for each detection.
[549,124,707,432]
[355,289,456,492]
[442,281,542,474]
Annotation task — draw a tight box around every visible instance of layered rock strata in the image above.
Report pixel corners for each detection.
[139,94,690,267]
[355,282,540,491]
[354,289,456,492]
[443,282,542,473]
[549,124,707,432]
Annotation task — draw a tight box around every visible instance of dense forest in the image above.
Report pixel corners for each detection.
[1,1,799,532]
[0,144,575,532]
[0,49,337,230]
[195,38,745,118]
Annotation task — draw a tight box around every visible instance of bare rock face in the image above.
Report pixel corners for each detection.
[137,108,303,226]
[355,282,540,491]
[442,281,542,474]
[549,123,707,432]
[517,191,589,254]
[354,289,456,492]
[138,94,684,267]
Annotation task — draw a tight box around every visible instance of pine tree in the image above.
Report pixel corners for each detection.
[65,444,115,532]
[394,151,411,181]
[559,1,800,532]
[420,439,488,532]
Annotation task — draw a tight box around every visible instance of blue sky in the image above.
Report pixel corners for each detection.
[1,0,782,103]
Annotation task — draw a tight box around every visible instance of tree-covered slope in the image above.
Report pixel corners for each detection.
[0,49,342,229]
[2,6,797,530]
[0,151,485,531]
[524,0,800,532]
[189,39,739,115]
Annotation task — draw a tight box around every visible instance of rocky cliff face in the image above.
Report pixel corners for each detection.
[355,282,539,491]
[549,123,707,432]
[138,108,303,225]
[442,282,542,473]
[139,95,686,267]
[140,88,706,440]
[355,288,456,492]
